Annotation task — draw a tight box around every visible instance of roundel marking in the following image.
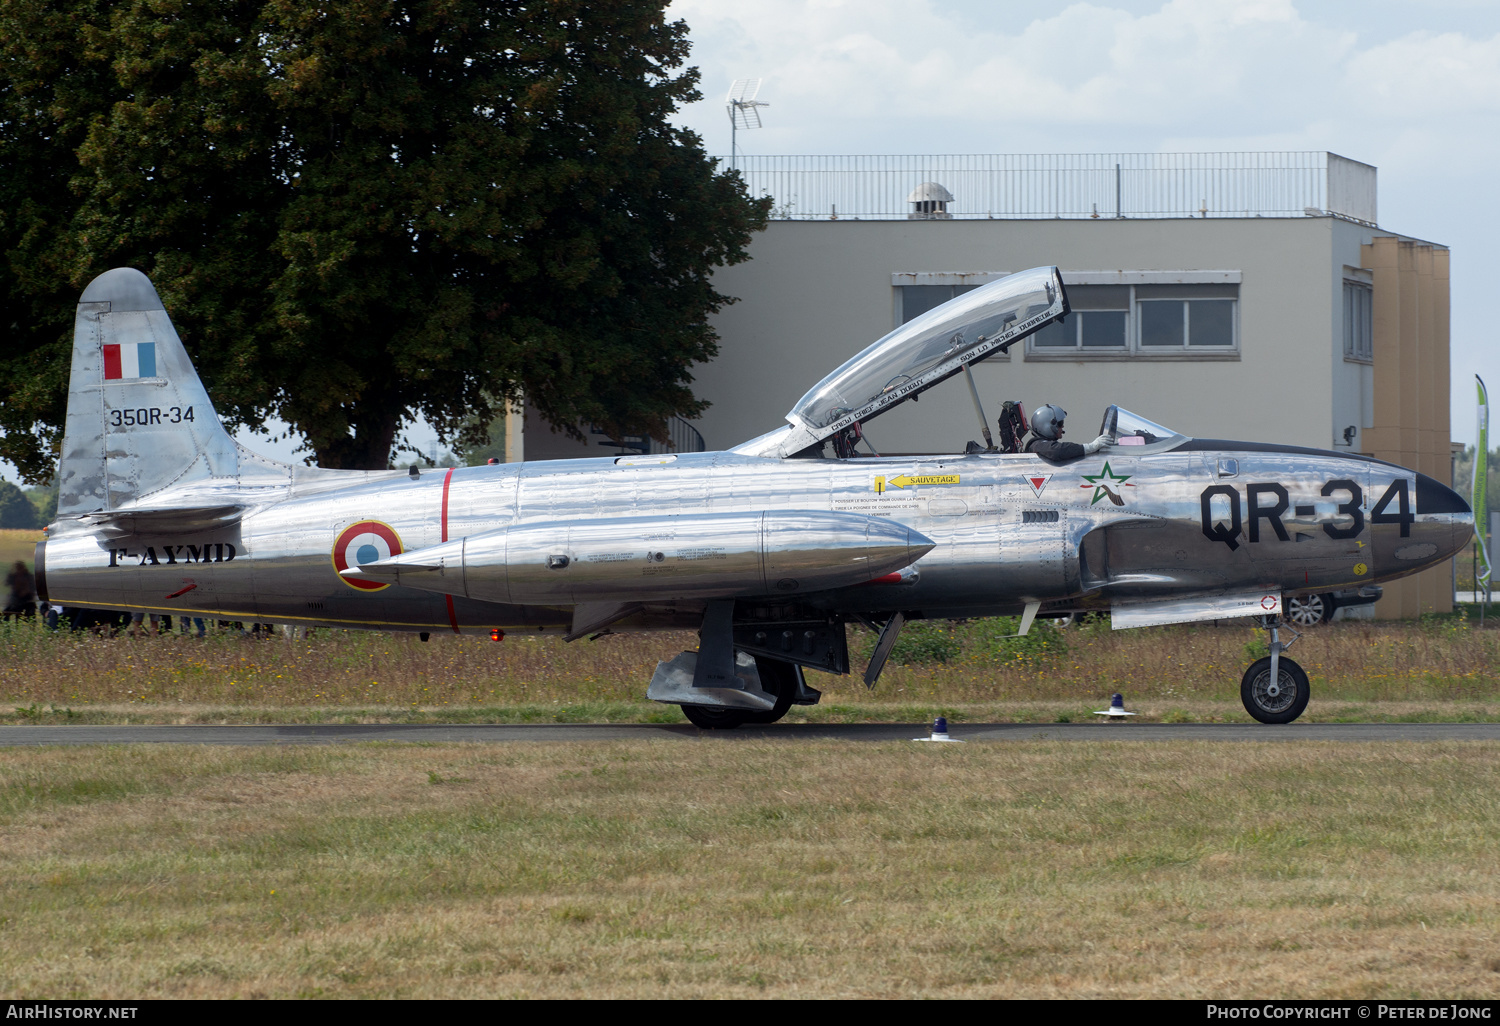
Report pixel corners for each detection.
[333,520,404,592]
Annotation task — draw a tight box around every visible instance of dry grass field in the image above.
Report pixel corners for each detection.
[1,739,1498,998]
[0,528,43,573]
[3,610,1498,998]
[2,614,1498,725]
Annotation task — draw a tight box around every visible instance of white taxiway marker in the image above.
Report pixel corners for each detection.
[914,716,965,742]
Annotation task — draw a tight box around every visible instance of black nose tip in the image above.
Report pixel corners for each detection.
[1414,472,1474,560]
[1415,473,1470,516]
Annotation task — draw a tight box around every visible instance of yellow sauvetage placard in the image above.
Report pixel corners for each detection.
[873,474,960,493]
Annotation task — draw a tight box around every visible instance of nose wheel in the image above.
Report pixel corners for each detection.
[1240,616,1310,723]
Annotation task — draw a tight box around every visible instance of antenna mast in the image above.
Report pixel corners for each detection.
[725,78,768,171]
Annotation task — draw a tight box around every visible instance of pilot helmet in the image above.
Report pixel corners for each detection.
[1030,404,1067,440]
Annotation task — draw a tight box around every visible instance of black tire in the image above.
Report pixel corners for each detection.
[1285,593,1333,627]
[680,704,750,729]
[1240,656,1311,724]
[680,655,798,729]
[742,657,799,724]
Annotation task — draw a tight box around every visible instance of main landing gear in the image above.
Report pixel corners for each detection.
[680,656,803,729]
[1240,615,1310,724]
[647,600,825,729]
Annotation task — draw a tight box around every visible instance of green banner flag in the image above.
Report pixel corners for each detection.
[1477,376,1491,586]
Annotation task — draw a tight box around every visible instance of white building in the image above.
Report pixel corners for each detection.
[521,152,1453,617]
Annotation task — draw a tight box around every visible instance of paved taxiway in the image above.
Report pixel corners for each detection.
[1,722,1497,745]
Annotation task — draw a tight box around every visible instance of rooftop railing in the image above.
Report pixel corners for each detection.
[716,151,1377,225]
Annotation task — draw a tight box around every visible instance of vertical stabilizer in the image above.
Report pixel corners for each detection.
[58,268,254,516]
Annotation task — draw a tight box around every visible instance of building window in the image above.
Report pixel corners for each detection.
[1031,286,1128,350]
[1026,283,1238,358]
[899,284,978,323]
[1134,285,1236,350]
[1344,280,1373,362]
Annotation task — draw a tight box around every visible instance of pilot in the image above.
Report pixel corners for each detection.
[1025,405,1112,461]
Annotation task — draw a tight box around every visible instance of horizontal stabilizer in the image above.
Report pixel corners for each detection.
[1111,588,1283,630]
[80,504,245,537]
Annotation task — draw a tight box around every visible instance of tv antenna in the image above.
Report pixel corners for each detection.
[726,78,768,171]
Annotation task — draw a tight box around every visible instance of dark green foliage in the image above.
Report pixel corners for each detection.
[24,483,56,525]
[460,410,507,467]
[0,481,39,529]
[970,616,1071,665]
[886,620,963,666]
[859,617,1070,668]
[0,0,768,477]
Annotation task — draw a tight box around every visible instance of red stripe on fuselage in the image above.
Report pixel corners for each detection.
[442,467,460,634]
[102,344,122,380]
[441,468,453,542]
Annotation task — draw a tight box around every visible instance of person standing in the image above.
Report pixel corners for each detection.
[4,560,36,619]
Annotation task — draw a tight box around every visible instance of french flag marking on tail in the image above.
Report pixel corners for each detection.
[102,342,157,381]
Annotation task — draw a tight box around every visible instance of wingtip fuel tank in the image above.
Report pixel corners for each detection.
[341,509,936,603]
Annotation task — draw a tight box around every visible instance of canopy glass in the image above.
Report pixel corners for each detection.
[786,267,1068,443]
[1101,405,1188,451]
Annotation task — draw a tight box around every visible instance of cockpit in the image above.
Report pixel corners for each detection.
[732,266,1189,460]
[1101,406,1187,453]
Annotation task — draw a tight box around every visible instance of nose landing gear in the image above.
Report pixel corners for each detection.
[1240,615,1310,724]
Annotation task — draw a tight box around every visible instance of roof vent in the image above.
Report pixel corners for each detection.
[907,181,954,220]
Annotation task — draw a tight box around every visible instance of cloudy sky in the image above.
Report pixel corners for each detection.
[668,0,1500,444]
[6,0,1496,485]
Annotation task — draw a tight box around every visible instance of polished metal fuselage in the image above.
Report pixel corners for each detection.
[40,441,1470,633]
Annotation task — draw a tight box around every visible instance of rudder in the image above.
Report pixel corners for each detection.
[58,268,245,516]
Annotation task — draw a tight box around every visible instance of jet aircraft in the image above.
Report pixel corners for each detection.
[36,267,1473,725]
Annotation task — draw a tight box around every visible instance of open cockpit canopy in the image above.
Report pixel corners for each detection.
[738,267,1068,458]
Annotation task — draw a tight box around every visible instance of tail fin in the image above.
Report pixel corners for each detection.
[58,268,286,517]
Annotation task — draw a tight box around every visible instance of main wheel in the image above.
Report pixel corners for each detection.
[1240,656,1311,724]
[742,657,799,725]
[1285,593,1333,627]
[680,655,798,729]
[680,704,750,729]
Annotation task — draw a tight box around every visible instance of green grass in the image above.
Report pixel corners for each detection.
[5,614,1500,714]
[5,698,1500,726]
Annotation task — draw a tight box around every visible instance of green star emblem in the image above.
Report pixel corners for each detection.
[1080,462,1133,506]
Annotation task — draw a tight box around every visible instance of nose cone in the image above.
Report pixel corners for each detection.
[762,512,936,586]
[1414,472,1474,563]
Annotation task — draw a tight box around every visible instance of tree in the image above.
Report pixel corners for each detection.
[0,481,39,529]
[0,0,768,476]
[24,483,57,525]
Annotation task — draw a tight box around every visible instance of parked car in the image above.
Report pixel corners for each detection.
[1285,585,1383,626]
